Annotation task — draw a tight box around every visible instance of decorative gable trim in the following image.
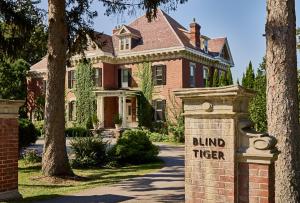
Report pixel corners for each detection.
[216,39,234,66]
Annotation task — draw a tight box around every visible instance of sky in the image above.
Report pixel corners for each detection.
[38,0,300,82]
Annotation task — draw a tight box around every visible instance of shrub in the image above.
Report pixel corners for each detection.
[108,129,159,165]
[168,116,185,143]
[152,121,168,135]
[70,136,107,168]
[146,131,169,142]
[23,149,42,164]
[65,127,90,137]
[113,114,122,125]
[19,118,38,150]
[34,120,44,137]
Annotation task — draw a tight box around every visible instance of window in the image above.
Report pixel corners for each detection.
[93,68,102,87]
[120,37,130,50]
[203,66,209,87]
[189,63,196,87]
[68,70,76,89]
[68,101,76,121]
[152,65,166,86]
[119,68,131,88]
[204,40,208,53]
[153,100,166,121]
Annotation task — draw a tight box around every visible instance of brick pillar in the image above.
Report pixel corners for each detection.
[0,99,24,201]
[174,86,277,203]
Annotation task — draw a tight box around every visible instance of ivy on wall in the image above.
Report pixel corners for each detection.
[74,61,95,128]
[137,62,154,128]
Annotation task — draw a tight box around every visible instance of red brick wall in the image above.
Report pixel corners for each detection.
[238,163,275,203]
[182,58,205,88]
[0,118,19,193]
[103,97,118,128]
[103,63,118,90]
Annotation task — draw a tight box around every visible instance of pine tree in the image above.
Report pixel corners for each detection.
[226,65,233,85]
[242,61,255,89]
[212,69,219,87]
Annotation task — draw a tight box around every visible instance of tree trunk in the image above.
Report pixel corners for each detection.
[266,0,300,202]
[42,0,73,176]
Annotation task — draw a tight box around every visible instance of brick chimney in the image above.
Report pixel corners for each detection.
[189,18,201,48]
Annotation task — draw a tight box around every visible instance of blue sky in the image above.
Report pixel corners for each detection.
[39,0,300,82]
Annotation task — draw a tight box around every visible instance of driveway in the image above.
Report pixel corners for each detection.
[35,143,185,203]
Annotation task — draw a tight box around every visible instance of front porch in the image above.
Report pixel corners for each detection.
[95,89,140,129]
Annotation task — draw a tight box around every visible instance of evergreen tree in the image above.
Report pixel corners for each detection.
[212,69,219,87]
[226,65,233,85]
[249,58,267,132]
[74,61,95,128]
[242,61,255,89]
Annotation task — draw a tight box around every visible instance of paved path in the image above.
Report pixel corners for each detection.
[36,144,184,203]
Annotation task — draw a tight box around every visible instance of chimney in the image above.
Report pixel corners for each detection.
[113,25,120,34]
[189,18,201,48]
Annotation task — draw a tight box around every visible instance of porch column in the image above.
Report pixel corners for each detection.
[118,96,122,116]
[122,96,127,128]
[96,96,104,126]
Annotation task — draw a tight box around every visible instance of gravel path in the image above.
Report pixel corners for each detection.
[34,143,185,203]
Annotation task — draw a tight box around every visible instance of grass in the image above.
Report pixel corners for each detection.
[15,160,163,202]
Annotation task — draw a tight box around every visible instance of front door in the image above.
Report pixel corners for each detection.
[126,102,132,123]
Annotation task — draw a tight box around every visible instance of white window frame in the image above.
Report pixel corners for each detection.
[121,68,129,88]
[203,66,209,86]
[189,62,196,87]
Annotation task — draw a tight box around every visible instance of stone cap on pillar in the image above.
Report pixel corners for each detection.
[173,85,255,116]
[0,99,24,118]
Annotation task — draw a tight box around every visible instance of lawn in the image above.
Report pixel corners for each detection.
[16,160,163,202]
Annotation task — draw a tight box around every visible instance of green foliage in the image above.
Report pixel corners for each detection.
[226,66,233,85]
[113,114,122,125]
[152,121,168,135]
[146,131,170,142]
[65,127,91,137]
[242,61,255,89]
[245,57,267,132]
[219,71,226,86]
[205,68,211,87]
[212,69,219,87]
[168,115,185,143]
[34,120,44,137]
[70,136,107,168]
[19,118,38,151]
[137,62,154,128]
[34,96,45,121]
[0,59,30,99]
[108,129,159,165]
[23,150,42,164]
[0,0,47,63]
[74,62,96,128]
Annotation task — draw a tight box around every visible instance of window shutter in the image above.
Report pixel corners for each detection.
[68,71,71,89]
[128,69,132,87]
[162,100,166,121]
[152,66,156,86]
[99,68,103,87]
[118,69,121,88]
[162,65,167,85]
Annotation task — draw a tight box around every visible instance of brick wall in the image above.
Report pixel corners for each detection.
[0,100,23,201]
[238,163,275,203]
[0,118,19,193]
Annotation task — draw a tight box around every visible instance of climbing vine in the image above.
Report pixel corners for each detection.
[137,62,154,128]
[74,61,95,128]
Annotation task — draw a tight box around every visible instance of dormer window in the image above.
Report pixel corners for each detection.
[204,40,208,53]
[120,37,130,50]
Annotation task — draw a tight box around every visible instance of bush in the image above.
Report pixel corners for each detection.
[34,120,44,137]
[108,129,159,165]
[168,116,185,143]
[152,121,168,135]
[23,149,42,164]
[146,131,169,142]
[70,136,107,168]
[65,127,90,137]
[19,118,38,150]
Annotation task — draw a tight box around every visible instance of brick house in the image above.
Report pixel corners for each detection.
[27,9,234,128]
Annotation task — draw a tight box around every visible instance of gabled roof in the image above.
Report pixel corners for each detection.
[116,25,142,38]
[90,32,114,54]
[208,37,226,53]
[30,56,47,72]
